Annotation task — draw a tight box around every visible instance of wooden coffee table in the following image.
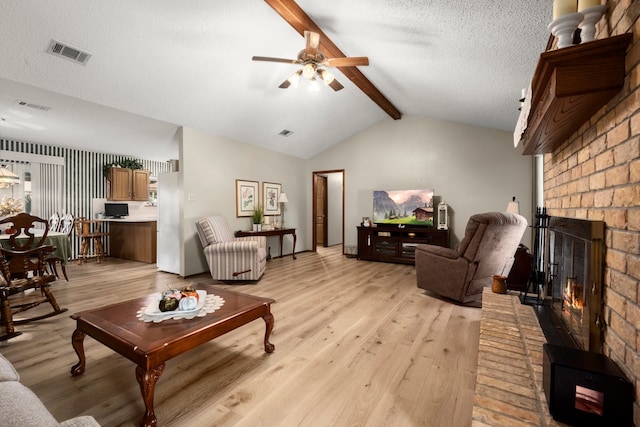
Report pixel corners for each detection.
[69,284,275,427]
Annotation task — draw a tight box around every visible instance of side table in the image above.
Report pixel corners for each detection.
[235,228,297,259]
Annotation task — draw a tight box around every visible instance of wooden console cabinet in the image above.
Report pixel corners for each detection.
[357,225,448,265]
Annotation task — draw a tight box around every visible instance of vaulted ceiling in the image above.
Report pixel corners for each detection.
[0,1,551,161]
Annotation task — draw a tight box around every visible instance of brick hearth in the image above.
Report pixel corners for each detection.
[472,288,567,427]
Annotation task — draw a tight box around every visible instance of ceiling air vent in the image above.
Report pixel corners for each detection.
[278,129,294,137]
[46,39,92,65]
[15,100,51,112]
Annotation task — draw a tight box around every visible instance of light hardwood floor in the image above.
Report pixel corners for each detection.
[0,247,481,427]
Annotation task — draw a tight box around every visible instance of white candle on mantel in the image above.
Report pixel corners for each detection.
[553,0,578,20]
[578,0,601,11]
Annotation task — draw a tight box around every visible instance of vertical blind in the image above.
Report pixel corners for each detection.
[33,162,65,219]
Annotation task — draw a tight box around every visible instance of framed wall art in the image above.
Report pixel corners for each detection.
[262,182,281,216]
[236,179,259,217]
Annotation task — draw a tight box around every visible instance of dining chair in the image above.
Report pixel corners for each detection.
[0,213,71,281]
[59,213,74,236]
[0,244,67,340]
[48,212,61,232]
[47,213,75,281]
[76,217,109,264]
[0,213,49,251]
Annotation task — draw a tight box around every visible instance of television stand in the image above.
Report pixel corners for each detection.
[357,225,448,265]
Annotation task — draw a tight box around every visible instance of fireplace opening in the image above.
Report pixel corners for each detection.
[527,216,605,353]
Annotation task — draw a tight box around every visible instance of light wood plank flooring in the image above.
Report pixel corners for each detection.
[0,247,481,427]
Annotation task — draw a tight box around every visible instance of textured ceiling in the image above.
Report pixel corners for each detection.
[0,0,551,160]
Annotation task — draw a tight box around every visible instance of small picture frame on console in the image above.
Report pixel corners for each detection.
[362,217,371,227]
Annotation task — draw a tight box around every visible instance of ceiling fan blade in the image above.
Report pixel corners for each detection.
[252,56,299,64]
[328,78,344,92]
[279,69,303,88]
[304,31,320,57]
[316,69,344,91]
[325,56,369,67]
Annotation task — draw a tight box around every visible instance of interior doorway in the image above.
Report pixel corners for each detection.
[312,170,344,253]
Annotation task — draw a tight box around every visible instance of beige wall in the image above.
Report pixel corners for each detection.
[179,115,532,276]
[306,115,534,249]
[180,126,306,276]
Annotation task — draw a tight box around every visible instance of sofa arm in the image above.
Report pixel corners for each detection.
[415,245,477,302]
[236,235,266,248]
[415,244,460,260]
[205,240,259,255]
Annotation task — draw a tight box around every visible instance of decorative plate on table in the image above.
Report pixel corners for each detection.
[143,290,207,317]
[137,290,225,323]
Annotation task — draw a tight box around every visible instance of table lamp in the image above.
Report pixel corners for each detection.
[506,197,520,215]
[278,192,289,228]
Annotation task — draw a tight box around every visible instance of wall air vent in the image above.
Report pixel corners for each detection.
[278,129,294,137]
[46,39,92,65]
[15,100,51,112]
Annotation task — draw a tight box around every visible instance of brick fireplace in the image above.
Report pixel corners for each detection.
[541,1,640,424]
[473,1,639,425]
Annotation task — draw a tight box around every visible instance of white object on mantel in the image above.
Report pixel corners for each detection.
[548,12,584,49]
[578,0,602,12]
[553,0,578,20]
[578,5,607,43]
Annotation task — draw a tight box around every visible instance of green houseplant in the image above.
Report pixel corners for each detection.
[252,205,264,231]
[102,158,144,178]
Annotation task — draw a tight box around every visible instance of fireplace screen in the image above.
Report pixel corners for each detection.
[547,217,604,353]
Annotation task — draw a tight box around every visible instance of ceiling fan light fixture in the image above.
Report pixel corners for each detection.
[318,69,335,85]
[302,63,316,79]
[308,77,320,92]
[288,70,303,87]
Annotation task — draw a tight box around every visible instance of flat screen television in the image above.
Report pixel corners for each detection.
[373,189,434,226]
[104,203,129,219]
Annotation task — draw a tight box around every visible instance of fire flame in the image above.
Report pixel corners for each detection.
[565,277,584,308]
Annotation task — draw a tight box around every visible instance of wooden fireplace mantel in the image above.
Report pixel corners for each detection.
[519,33,632,155]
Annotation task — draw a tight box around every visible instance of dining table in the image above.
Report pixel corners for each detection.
[0,230,72,264]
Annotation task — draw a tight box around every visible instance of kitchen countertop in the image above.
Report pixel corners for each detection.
[100,217,157,223]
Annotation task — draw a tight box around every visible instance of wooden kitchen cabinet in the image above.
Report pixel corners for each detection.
[107,167,150,201]
[108,221,157,263]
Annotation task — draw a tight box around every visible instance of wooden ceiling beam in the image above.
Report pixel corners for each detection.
[264,0,402,120]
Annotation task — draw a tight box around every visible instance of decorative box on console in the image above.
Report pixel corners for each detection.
[543,343,633,426]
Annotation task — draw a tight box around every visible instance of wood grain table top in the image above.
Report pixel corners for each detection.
[71,284,275,368]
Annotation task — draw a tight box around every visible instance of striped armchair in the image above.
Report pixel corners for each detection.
[196,215,267,281]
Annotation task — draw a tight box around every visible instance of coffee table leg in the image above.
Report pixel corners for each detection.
[263,312,275,353]
[70,328,86,376]
[135,364,165,427]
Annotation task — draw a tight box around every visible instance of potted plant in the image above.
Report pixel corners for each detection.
[251,205,264,231]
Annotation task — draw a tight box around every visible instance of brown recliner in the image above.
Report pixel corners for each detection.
[416,212,528,303]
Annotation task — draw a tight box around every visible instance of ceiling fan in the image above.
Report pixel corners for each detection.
[259,0,400,118]
[252,31,369,91]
